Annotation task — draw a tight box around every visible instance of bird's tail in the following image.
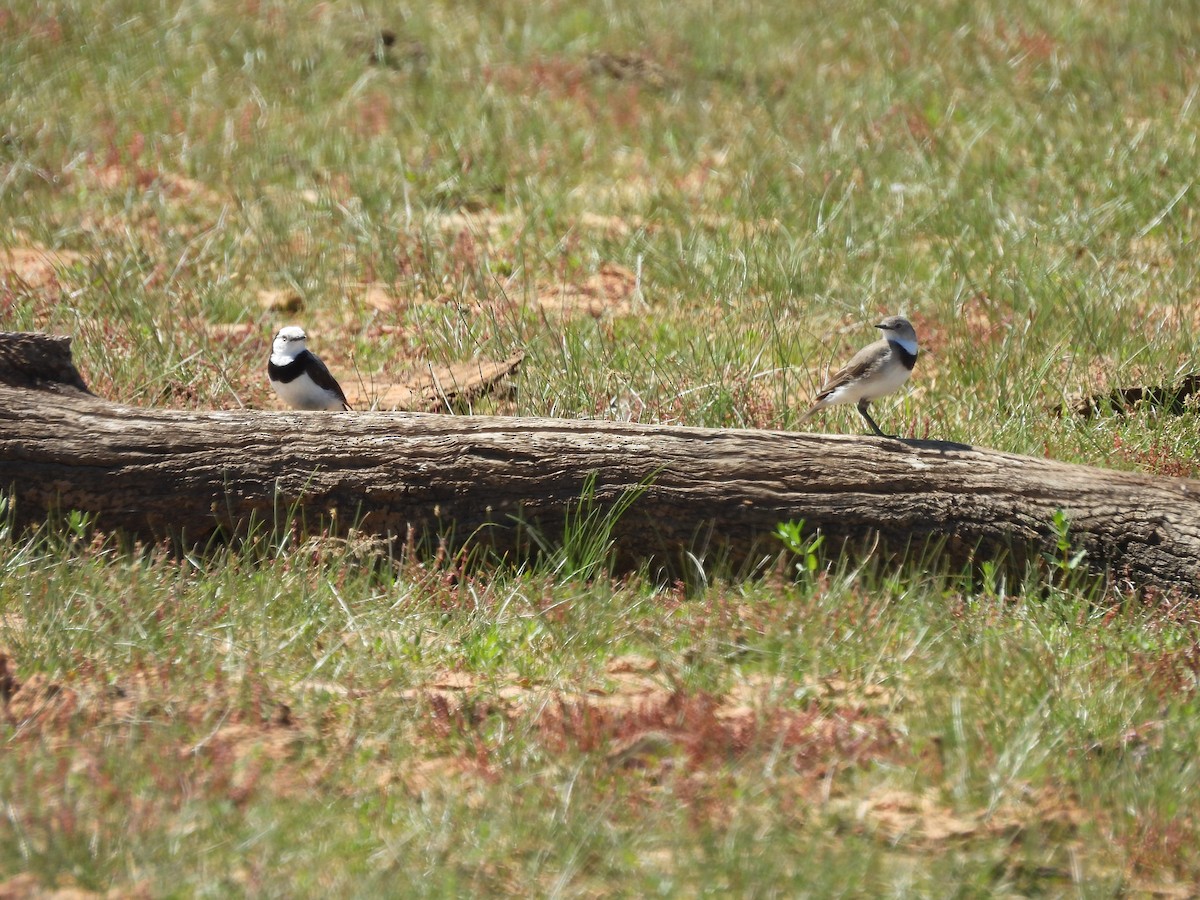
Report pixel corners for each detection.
[797,401,822,425]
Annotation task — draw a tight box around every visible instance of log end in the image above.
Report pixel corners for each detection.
[0,332,91,393]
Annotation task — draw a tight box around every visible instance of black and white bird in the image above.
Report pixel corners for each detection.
[267,325,352,411]
[798,315,918,438]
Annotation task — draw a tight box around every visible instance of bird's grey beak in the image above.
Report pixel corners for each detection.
[874,323,885,330]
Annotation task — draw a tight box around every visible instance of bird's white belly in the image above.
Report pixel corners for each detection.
[824,363,911,405]
[271,375,343,411]
[859,362,912,399]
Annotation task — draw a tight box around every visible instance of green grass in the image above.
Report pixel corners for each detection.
[4,527,1199,894]
[4,0,1200,894]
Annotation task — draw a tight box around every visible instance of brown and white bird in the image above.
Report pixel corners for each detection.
[267,326,352,411]
[798,315,918,438]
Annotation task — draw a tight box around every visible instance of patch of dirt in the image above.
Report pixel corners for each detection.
[0,872,150,899]
[388,755,494,803]
[801,675,900,712]
[357,282,399,314]
[576,211,647,238]
[433,209,519,242]
[83,161,225,207]
[430,208,654,242]
[400,666,901,782]
[604,653,659,675]
[0,247,87,290]
[2,652,311,810]
[535,261,640,319]
[1124,235,1176,272]
[4,670,76,727]
[1134,297,1200,336]
[842,782,1085,848]
[188,717,309,804]
[690,212,781,237]
[851,788,979,843]
[204,322,258,341]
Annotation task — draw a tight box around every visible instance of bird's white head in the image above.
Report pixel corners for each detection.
[272,325,308,360]
[875,316,918,356]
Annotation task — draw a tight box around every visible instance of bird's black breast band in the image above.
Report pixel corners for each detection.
[268,356,308,384]
[891,342,918,371]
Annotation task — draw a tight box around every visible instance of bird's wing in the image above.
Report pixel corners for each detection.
[301,351,352,409]
[812,338,889,402]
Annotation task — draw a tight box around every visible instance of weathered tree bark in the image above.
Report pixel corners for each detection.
[2,332,1198,596]
[368,352,523,412]
[1061,372,1200,418]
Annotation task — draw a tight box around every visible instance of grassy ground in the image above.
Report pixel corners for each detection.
[3,0,1200,895]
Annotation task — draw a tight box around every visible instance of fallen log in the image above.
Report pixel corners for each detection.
[1060,372,1200,418]
[364,352,523,412]
[1,332,1198,596]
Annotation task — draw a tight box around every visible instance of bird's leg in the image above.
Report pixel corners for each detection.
[856,399,896,439]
